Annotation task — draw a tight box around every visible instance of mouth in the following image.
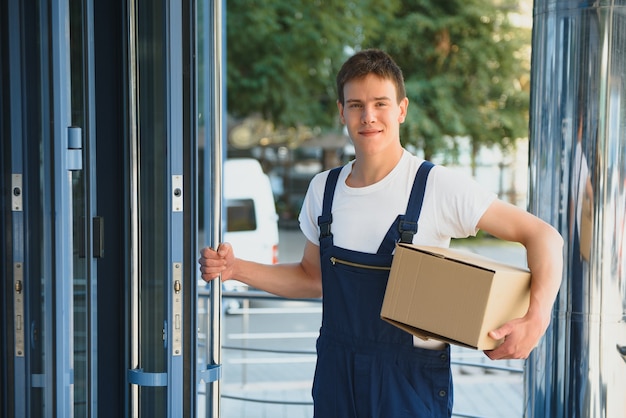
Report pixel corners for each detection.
[358,128,381,136]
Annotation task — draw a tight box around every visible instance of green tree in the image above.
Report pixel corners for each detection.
[226,0,397,133]
[364,0,530,166]
[225,0,530,165]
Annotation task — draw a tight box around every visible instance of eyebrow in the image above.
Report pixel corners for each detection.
[345,96,392,103]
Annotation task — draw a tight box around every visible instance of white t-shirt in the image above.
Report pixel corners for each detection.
[298,150,497,252]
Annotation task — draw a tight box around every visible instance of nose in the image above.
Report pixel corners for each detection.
[361,105,376,124]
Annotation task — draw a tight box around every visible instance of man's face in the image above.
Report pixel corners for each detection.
[338,74,408,157]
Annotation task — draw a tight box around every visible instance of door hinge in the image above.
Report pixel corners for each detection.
[67,126,83,171]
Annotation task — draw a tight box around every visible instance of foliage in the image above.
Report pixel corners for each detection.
[226,0,398,131]
[364,0,531,161]
[225,0,531,161]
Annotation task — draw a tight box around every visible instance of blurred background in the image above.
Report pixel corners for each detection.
[199,0,534,225]
[200,2,536,417]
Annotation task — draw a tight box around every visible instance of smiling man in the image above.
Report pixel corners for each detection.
[199,49,563,417]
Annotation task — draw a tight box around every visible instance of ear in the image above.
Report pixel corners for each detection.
[337,100,345,124]
[398,97,409,123]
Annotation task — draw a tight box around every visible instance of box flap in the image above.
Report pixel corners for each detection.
[397,243,529,274]
[381,316,503,350]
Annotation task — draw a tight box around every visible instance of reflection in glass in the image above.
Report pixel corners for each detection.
[137,0,168,416]
[527,2,626,417]
[70,0,89,415]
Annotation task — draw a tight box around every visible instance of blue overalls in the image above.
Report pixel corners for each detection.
[312,161,453,418]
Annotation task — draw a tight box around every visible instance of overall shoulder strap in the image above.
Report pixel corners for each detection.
[317,167,342,239]
[377,161,434,254]
[399,160,434,242]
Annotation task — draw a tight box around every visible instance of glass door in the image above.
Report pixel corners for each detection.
[2,2,48,416]
[125,0,193,416]
[69,0,98,416]
[128,1,170,413]
[3,0,204,416]
[1,0,97,416]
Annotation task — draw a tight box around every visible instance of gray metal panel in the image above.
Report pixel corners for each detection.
[527,1,626,417]
[6,0,27,413]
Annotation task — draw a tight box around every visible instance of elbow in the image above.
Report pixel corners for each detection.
[530,220,563,250]
[309,279,323,299]
[548,224,564,250]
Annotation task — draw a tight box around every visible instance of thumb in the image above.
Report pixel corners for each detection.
[489,322,513,340]
[217,242,232,257]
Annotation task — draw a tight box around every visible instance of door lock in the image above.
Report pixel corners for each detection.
[172,263,182,356]
[11,174,22,211]
[172,175,183,212]
[14,263,24,357]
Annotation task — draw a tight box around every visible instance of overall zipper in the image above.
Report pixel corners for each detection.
[329,257,391,271]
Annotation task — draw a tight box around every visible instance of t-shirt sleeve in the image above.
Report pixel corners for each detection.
[297,171,329,246]
[429,165,498,238]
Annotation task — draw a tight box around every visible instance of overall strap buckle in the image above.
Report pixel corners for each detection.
[318,167,342,240]
[398,220,418,243]
[318,214,333,238]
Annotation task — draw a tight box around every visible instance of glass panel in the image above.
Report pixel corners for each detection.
[69,0,90,416]
[138,0,167,415]
[196,0,211,413]
[22,1,47,414]
[28,73,47,418]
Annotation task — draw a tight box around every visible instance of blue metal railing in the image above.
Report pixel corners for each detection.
[198,289,524,418]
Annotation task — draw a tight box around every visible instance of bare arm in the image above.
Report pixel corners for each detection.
[198,239,322,299]
[477,199,564,360]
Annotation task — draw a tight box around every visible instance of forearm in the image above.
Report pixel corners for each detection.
[524,223,564,328]
[200,240,322,299]
[478,200,564,328]
[484,221,563,359]
[229,259,322,299]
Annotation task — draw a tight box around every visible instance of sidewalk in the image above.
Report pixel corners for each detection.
[219,357,524,418]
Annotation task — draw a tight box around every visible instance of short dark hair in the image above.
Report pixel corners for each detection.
[336,49,406,105]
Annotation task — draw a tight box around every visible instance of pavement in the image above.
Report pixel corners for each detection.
[215,229,528,418]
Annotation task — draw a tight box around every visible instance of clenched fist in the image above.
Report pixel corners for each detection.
[198,243,236,282]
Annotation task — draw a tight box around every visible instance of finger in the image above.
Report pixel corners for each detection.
[199,246,217,256]
[200,265,224,281]
[201,274,220,282]
[198,247,216,264]
[488,329,502,340]
[483,349,497,360]
[483,342,508,360]
[199,259,226,274]
[217,242,232,257]
[198,255,220,268]
[489,321,514,340]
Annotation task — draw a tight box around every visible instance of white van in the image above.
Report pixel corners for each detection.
[222,159,279,302]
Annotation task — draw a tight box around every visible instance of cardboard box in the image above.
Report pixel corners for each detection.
[381,243,530,350]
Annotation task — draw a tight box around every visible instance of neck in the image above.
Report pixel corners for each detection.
[347,148,404,187]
